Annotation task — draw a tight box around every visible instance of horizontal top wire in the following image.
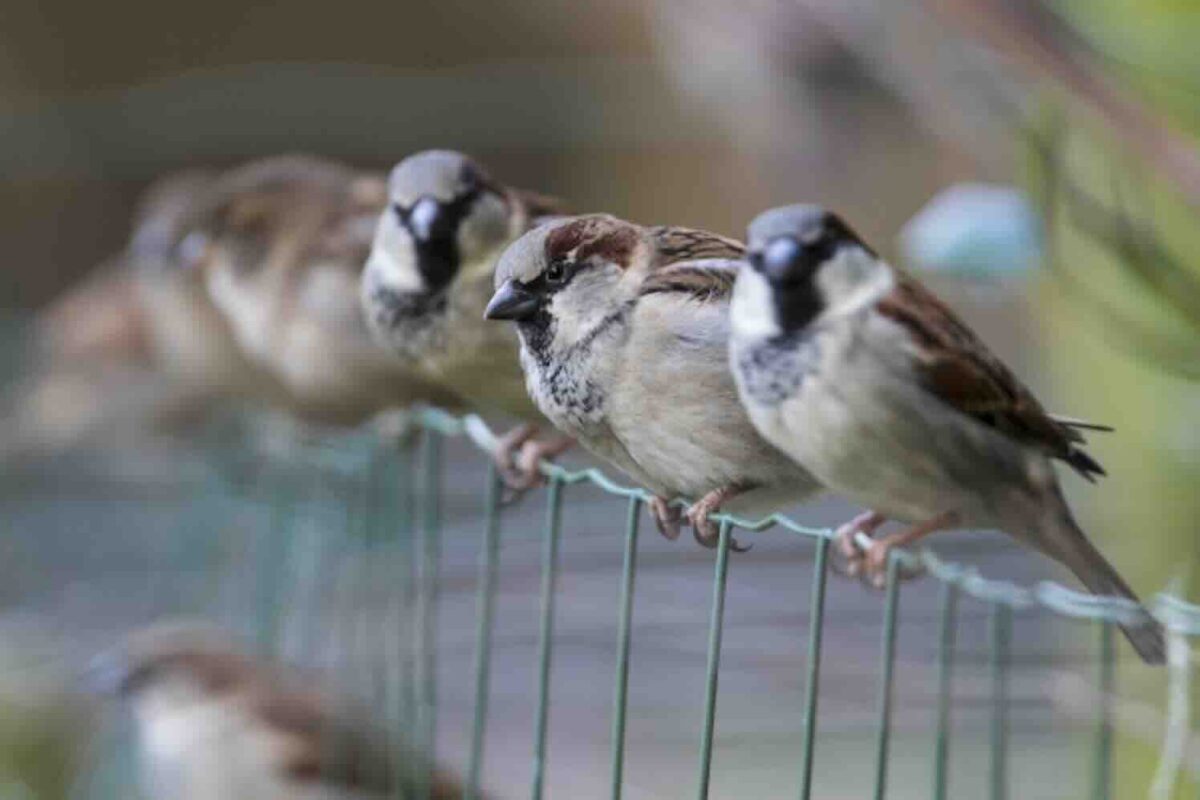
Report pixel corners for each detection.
[419,408,1199,634]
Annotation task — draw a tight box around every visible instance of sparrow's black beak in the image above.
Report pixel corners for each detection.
[401,196,462,291]
[760,236,807,284]
[407,196,450,243]
[485,279,541,321]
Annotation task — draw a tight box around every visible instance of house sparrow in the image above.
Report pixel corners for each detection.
[2,171,271,456]
[86,623,471,800]
[130,169,280,406]
[485,213,822,548]
[728,203,1165,663]
[187,155,465,426]
[361,150,571,486]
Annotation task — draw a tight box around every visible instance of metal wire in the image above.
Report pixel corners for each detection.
[933,583,958,800]
[424,408,1200,628]
[26,404,1200,800]
[872,555,902,800]
[696,519,734,800]
[530,477,564,800]
[797,537,829,800]
[1093,622,1116,800]
[442,405,1197,799]
[416,430,443,800]
[609,496,642,800]
[465,465,503,800]
[989,604,1011,800]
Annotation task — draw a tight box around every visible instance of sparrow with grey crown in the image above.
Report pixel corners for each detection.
[361,150,571,487]
[485,213,821,548]
[184,155,463,426]
[728,203,1164,663]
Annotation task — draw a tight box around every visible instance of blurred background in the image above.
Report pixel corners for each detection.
[0,0,1197,797]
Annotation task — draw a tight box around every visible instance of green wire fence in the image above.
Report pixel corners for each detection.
[4,404,1196,800]
[404,408,1197,800]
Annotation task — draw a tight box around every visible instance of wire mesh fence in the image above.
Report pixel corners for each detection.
[1,406,1196,799]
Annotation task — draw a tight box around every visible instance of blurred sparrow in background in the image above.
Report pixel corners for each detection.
[186,155,464,428]
[486,214,821,548]
[4,171,272,455]
[87,623,474,800]
[361,150,571,487]
[728,203,1164,663]
[130,170,286,409]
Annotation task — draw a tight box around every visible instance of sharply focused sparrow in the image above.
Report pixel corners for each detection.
[361,150,571,485]
[485,214,822,548]
[186,155,464,426]
[86,624,472,800]
[728,203,1164,663]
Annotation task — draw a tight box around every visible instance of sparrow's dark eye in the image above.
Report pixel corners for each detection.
[806,233,836,262]
[544,260,569,285]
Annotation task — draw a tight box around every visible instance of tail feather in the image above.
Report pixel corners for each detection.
[1050,414,1115,434]
[1065,447,1106,483]
[1040,512,1165,665]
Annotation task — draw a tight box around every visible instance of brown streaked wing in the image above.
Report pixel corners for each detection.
[640,263,738,303]
[876,275,1098,470]
[648,226,745,266]
[639,227,743,302]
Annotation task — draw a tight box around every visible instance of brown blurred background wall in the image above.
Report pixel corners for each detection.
[0,0,968,310]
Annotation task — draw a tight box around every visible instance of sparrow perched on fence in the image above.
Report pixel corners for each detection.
[728,203,1164,663]
[485,214,822,548]
[360,150,572,487]
[186,155,464,427]
[86,624,472,800]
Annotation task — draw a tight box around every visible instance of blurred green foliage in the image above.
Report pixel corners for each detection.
[1029,2,1200,796]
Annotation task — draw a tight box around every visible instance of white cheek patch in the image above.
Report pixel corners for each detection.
[542,270,619,348]
[366,220,426,294]
[730,270,782,341]
[205,267,270,360]
[816,250,895,316]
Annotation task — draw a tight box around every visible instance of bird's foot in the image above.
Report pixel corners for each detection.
[837,510,959,589]
[514,433,574,487]
[687,485,752,552]
[832,511,887,580]
[492,423,539,501]
[649,496,683,541]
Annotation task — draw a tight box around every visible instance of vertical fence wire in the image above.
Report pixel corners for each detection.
[797,537,830,800]
[1093,622,1115,800]
[988,603,1011,800]
[609,496,642,800]
[257,462,297,653]
[465,465,503,800]
[416,431,443,800]
[393,441,419,800]
[932,583,958,800]
[872,555,902,800]
[530,477,565,800]
[696,520,734,800]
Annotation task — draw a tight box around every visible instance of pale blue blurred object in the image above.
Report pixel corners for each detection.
[899,183,1043,279]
